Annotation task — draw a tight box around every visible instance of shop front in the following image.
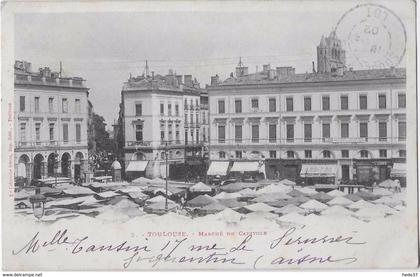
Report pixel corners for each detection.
[353,159,393,186]
[228,160,265,181]
[299,162,338,186]
[264,159,301,181]
[390,160,406,187]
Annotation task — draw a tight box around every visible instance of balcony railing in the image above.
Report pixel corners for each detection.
[15,140,88,148]
[210,136,406,145]
[14,73,86,88]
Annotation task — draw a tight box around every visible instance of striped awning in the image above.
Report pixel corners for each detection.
[390,163,406,178]
[300,164,337,178]
[207,161,229,176]
[126,161,148,172]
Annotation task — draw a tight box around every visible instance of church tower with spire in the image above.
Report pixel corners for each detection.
[317,31,346,73]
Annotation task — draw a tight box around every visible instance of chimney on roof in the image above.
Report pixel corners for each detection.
[276,66,295,77]
[39,67,51,77]
[262,64,271,72]
[175,75,183,85]
[210,74,220,86]
[184,75,192,86]
[268,69,276,80]
[312,61,316,73]
[152,71,154,80]
[168,69,174,75]
[235,66,248,77]
[390,66,396,74]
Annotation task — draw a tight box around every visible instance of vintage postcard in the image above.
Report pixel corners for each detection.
[1,0,419,271]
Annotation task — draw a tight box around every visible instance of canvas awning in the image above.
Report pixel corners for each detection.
[390,163,406,178]
[300,164,337,178]
[126,161,148,172]
[207,161,230,176]
[230,161,260,172]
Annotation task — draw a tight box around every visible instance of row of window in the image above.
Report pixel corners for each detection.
[134,124,204,144]
[218,149,407,159]
[217,93,406,114]
[19,96,82,114]
[19,122,82,144]
[217,121,407,143]
[135,103,208,124]
[184,99,200,110]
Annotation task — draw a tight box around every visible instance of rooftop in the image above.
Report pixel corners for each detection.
[123,70,202,94]
[211,66,406,87]
[14,60,87,89]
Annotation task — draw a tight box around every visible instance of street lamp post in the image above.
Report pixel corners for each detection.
[29,187,47,220]
[165,141,168,211]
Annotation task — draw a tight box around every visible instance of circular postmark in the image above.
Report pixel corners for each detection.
[335,3,406,70]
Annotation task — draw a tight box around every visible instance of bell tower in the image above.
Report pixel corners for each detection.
[317,31,346,73]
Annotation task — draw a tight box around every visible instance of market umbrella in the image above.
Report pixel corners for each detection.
[327,196,353,206]
[214,192,241,200]
[295,186,317,196]
[327,189,346,197]
[354,190,381,201]
[220,182,260,193]
[131,176,151,186]
[127,191,149,200]
[187,194,217,208]
[275,204,305,215]
[237,188,257,198]
[264,199,290,208]
[345,194,362,202]
[145,195,173,205]
[293,195,311,205]
[287,189,305,197]
[149,178,166,185]
[143,201,179,214]
[218,199,247,208]
[279,179,296,186]
[189,182,212,193]
[300,199,328,212]
[214,208,245,223]
[14,189,32,200]
[62,187,96,196]
[373,196,401,207]
[95,191,119,199]
[372,188,393,197]
[311,192,334,203]
[277,212,307,225]
[321,205,353,216]
[251,194,286,203]
[200,202,226,214]
[348,199,377,211]
[256,184,292,194]
[240,202,278,213]
[377,179,397,189]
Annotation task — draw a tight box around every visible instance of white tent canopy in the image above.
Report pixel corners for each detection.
[207,161,230,176]
[300,164,338,177]
[230,161,261,172]
[390,163,406,178]
[126,161,148,172]
[189,182,212,192]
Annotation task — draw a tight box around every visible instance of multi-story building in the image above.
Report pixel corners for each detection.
[14,61,90,183]
[119,69,207,180]
[207,32,407,186]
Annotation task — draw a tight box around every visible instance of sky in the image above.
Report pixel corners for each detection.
[14,1,411,126]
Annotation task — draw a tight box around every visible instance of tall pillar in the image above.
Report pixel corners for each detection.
[27,162,33,183]
[68,161,72,180]
[41,161,47,179]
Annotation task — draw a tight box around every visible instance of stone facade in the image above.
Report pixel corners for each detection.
[119,70,208,179]
[14,61,89,183]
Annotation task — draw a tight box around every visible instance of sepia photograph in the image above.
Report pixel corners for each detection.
[1,0,418,272]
